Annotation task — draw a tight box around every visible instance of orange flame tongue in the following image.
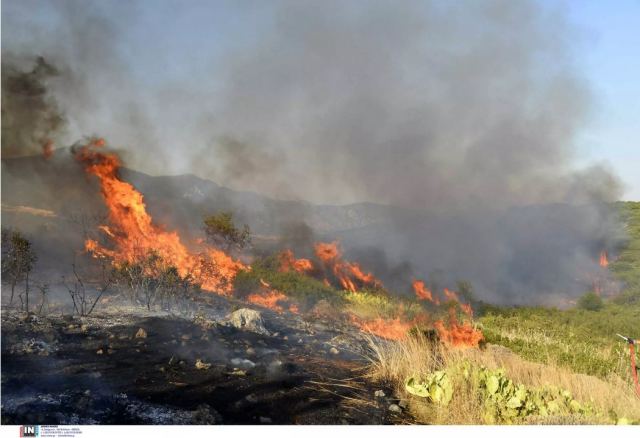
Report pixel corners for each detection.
[314,241,381,292]
[413,279,436,302]
[42,140,53,160]
[434,307,483,347]
[246,278,298,313]
[76,140,245,294]
[279,249,314,274]
[599,250,609,268]
[350,315,414,340]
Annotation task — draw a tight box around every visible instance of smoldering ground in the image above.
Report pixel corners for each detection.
[1,0,627,304]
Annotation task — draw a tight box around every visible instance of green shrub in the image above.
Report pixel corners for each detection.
[577,292,603,311]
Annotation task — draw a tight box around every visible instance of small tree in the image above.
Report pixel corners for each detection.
[203,211,251,251]
[62,261,114,316]
[577,291,603,311]
[2,229,37,307]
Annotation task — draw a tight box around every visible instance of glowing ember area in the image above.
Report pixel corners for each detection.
[42,140,53,159]
[247,279,298,313]
[434,308,484,347]
[413,279,437,303]
[350,315,414,340]
[314,241,381,292]
[75,139,246,294]
[599,250,609,268]
[443,288,458,301]
[279,249,314,274]
[247,289,289,313]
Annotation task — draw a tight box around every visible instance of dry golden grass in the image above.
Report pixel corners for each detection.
[364,333,640,424]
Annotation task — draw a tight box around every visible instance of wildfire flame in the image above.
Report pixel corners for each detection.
[413,279,439,304]
[75,139,246,294]
[350,315,415,340]
[279,249,314,274]
[247,278,299,313]
[42,140,53,160]
[599,250,609,268]
[314,241,381,292]
[434,307,484,348]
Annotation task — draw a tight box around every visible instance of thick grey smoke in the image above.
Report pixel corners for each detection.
[202,0,621,208]
[1,56,66,157]
[1,0,626,304]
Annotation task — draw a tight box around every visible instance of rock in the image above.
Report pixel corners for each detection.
[398,399,408,409]
[227,309,270,335]
[96,349,104,355]
[181,334,191,340]
[246,347,256,356]
[329,347,339,355]
[135,328,147,339]
[389,404,402,413]
[374,390,386,398]
[195,358,212,370]
[259,416,272,424]
[245,394,258,403]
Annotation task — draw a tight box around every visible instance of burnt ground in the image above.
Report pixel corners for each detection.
[1,294,413,425]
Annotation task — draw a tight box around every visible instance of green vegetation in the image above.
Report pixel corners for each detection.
[233,256,340,308]
[478,202,640,381]
[203,211,251,251]
[479,303,639,379]
[405,361,608,424]
[344,289,425,321]
[577,291,603,311]
[610,201,640,304]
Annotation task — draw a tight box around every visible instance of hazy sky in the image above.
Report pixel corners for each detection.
[565,0,639,200]
[2,0,639,201]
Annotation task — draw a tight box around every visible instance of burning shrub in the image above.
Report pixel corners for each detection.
[233,257,340,310]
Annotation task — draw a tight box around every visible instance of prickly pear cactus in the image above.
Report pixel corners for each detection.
[404,361,614,424]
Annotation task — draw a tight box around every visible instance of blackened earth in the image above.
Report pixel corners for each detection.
[1,294,411,425]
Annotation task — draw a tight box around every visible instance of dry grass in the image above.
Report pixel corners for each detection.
[364,333,640,424]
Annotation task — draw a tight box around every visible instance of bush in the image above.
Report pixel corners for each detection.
[233,260,341,309]
[577,292,603,311]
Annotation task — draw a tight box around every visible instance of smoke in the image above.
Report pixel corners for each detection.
[202,0,621,207]
[1,56,66,157]
[1,0,627,304]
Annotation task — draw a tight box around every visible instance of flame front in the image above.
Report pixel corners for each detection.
[314,241,381,292]
[279,249,314,274]
[76,140,246,294]
[246,278,299,313]
[350,315,415,340]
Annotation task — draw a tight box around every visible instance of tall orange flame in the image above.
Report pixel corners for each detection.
[76,140,246,294]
